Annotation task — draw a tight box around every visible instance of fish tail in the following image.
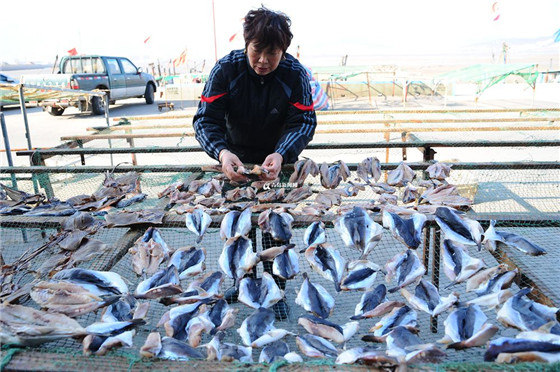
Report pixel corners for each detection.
[196,235,203,244]
[388,286,400,294]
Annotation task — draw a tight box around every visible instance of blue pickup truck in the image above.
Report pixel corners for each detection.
[21,55,157,116]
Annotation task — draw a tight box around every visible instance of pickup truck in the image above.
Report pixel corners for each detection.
[21,55,157,116]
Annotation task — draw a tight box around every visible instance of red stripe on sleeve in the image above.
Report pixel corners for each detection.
[290,102,314,111]
[201,92,227,103]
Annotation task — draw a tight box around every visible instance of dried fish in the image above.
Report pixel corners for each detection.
[238,272,284,309]
[272,245,300,280]
[402,184,420,204]
[441,239,485,286]
[283,186,313,203]
[314,189,343,208]
[466,264,517,296]
[320,160,350,189]
[435,206,483,249]
[439,304,499,349]
[218,236,258,286]
[483,220,547,256]
[237,307,276,346]
[303,221,326,247]
[400,279,458,316]
[335,206,383,258]
[298,314,359,344]
[340,260,380,291]
[207,331,252,362]
[385,249,426,293]
[134,265,183,299]
[387,162,415,187]
[53,268,129,296]
[129,227,171,276]
[258,208,294,242]
[382,210,427,249]
[0,303,86,346]
[61,211,104,232]
[225,186,257,202]
[188,178,222,197]
[160,301,209,341]
[259,341,291,363]
[426,162,452,180]
[156,336,207,360]
[257,188,285,203]
[105,209,165,227]
[295,273,335,319]
[419,184,472,210]
[370,182,396,195]
[304,243,346,292]
[351,284,405,320]
[366,305,418,340]
[336,347,398,366]
[289,158,319,187]
[485,332,560,362]
[83,330,134,356]
[185,209,212,244]
[357,156,381,184]
[203,299,239,334]
[296,334,338,358]
[168,246,206,279]
[220,208,252,240]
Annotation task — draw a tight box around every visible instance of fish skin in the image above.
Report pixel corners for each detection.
[435,207,483,249]
[259,340,290,363]
[370,305,418,338]
[0,303,87,346]
[385,326,423,358]
[218,236,258,286]
[185,314,214,347]
[168,246,206,279]
[158,336,206,360]
[335,206,383,258]
[257,243,296,262]
[385,249,426,293]
[400,279,458,316]
[220,208,252,240]
[85,319,145,337]
[185,209,212,244]
[162,301,208,340]
[298,314,359,344]
[101,294,138,322]
[53,268,129,296]
[187,271,224,296]
[439,304,499,349]
[304,221,326,247]
[295,273,335,319]
[352,284,388,320]
[305,244,346,292]
[485,337,560,362]
[441,239,485,285]
[258,209,294,242]
[289,158,319,187]
[426,162,452,180]
[483,220,547,256]
[341,260,380,291]
[204,299,238,335]
[238,272,284,309]
[134,265,182,299]
[382,211,427,249]
[273,247,300,280]
[296,334,338,358]
[237,307,275,346]
[320,161,350,189]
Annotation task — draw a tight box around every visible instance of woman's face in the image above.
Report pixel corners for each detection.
[247,41,283,76]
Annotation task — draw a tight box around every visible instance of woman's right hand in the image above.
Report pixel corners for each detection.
[220,150,249,183]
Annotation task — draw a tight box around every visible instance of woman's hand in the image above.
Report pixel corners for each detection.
[220,150,249,183]
[261,152,283,180]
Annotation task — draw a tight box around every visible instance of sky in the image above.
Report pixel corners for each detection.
[1,0,559,70]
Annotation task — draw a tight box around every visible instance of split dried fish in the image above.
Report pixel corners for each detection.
[336,347,398,366]
[335,206,383,258]
[466,264,517,296]
[289,158,319,187]
[303,221,326,247]
[365,305,418,340]
[483,220,547,256]
[148,334,207,361]
[320,160,350,189]
[220,208,252,240]
[382,210,427,249]
[259,341,292,363]
[441,239,485,286]
[272,245,300,280]
[207,331,252,362]
[188,178,222,197]
[340,260,380,291]
[385,249,426,293]
[304,243,346,292]
[83,330,134,356]
[357,156,381,184]
[419,184,473,210]
[238,272,284,309]
[351,284,405,320]
[160,300,209,341]
[134,265,183,299]
[203,298,239,335]
[258,208,294,242]
[53,268,129,296]
[295,272,335,319]
[387,162,416,187]
[218,236,258,286]
[185,209,212,244]
[168,246,206,279]
[283,186,313,203]
[386,326,446,363]
[400,278,458,317]
[439,304,499,349]
[105,209,165,227]
[298,314,359,344]
[296,334,338,358]
[426,162,452,180]
[435,206,483,249]
[129,227,171,276]
[238,307,279,347]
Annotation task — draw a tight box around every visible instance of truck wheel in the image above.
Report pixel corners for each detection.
[47,107,65,116]
[145,84,155,104]
[91,96,105,115]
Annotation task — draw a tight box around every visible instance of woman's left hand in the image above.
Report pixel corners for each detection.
[261,152,283,180]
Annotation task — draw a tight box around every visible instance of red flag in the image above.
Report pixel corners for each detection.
[144,36,151,44]
[173,49,188,67]
[67,48,78,56]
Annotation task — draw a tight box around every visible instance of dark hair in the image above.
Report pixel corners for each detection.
[243,7,293,53]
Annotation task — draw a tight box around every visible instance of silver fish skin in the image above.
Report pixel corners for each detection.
[207,331,253,362]
[185,209,212,244]
[466,289,514,309]
[135,265,183,299]
[336,347,397,365]
[273,247,300,280]
[218,236,258,286]
[320,160,350,189]
[304,221,326,247]
[369,305,418,338]
[52,268,129,296]
[298,314,359,344]
[387,162,416,187]
[341,260,380,291]
[158,336,206,360]
[0,303,87,347]
[385,249,426,293]
[435,206,483,249]
[220,208,252,240]
[485,336,560,362]
[401,279,458,316]
[257,243,296,262]
[402,184,420,204]
[382,211,427,249]
[497,287,560,334]
[439,304,499,349]
[168,246,206,279]
[296,334,338,358]
[238,272,284,309]
[259,340,290,363]
[305,243,346,292]
[258,209,294,242]
[295,273,335,319]
[335,206,383,258]
[441,239,485,285]
[237,307,276,346]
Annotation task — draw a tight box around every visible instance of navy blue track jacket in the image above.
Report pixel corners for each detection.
[193,50,317,164]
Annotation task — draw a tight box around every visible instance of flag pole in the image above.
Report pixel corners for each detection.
[212,0,218,63]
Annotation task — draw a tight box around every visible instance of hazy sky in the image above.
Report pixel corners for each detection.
[1,0,558,68]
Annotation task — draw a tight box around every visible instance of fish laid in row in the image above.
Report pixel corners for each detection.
[351,284,405,320]
[335,206,383,258]
[295,272,335,319]
[401,278,459,317]
[385,249,426,293]
[438,304,499,349]
[185,209,212,244]
[435,206,483,249]
[382,210,427,249]
[218,236,258,286]
[305,243,346,292]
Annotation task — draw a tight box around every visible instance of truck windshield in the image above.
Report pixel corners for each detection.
[62,57,106,74]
